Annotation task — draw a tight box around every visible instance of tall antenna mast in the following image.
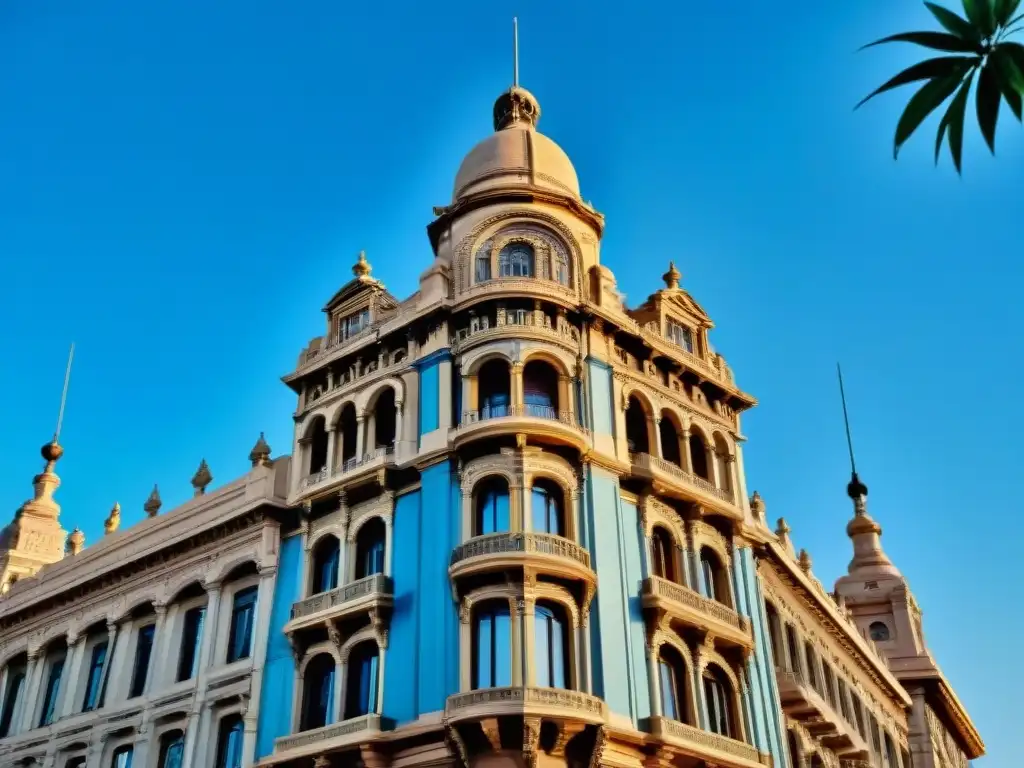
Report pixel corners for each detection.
[837,362,856,476]
[513,17,520,87]
[54,343,75,443]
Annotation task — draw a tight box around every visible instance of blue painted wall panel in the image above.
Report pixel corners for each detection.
[418,364,439,436]
[619,499,651,723]
[586,358,614,438]
[383,490,421,724]
[256,534,303,758]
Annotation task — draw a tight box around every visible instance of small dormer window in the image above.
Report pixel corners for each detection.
[498,242,534,277]
[338,308,370,342]
[666,320,694,353]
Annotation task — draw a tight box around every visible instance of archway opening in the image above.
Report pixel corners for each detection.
[478,359,511,419]
[626,396,650,454]
[523,360,559,418]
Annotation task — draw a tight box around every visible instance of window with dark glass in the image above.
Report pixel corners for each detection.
[474,478,510,535]
[227,586,257,663]
[373,387,397,448]
[38,656,65,726]
[651,527,676,583]
[837,678,851,721]
[344,642,380,719]
[884,733,900,768]
[129,624,155,698]
[111,745,133,768]
[355,518,386,579]
[301,653,336,730]
[339,308,370,341]
[822,663,837,708]
[659,416,682,466]
[689,431,710,479]
[81,641,108,711]
[0,665,25,737]
[215,714,244,768]
[158,730,185,768]
[472,602,511,689]
[658,645,687,722]
[666,320,694,353]
[338,404,358,466]
[869,621,891,642]
[700,548,727,604]
[625,396,650,454]
[177,605,206,682]
[764,602,783,668]
[307,417,328,475]
[475,247,491,282]
[522,360,558,418]
[803,642,819,692]
[65,758,87,768]
[311,536,340,594]
[785,625,801,680]
[477,359,511,419]
[498,242,534,277]
[535,602,569,689]
[531,481,563,536]
[702,667,733,738]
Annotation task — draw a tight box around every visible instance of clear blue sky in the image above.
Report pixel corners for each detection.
[1,1,1018,762]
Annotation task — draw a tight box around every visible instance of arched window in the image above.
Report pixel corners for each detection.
[689,431,710,480]
[338,404,358,466]
[554,248,570,286]
[215,714,244,768]
[700,547,728,605]
[472,601,511,689]
[884,733,900,768]
[373,388,396,448]
[535,602,570,689]
[0,656,26,738]
[764,602,783,669]
[787,730,800,768]
[311,536,340,594]
[803,642,819,692]
[307,416,328,475]
[523,360,559,418]
[498,242,534,277]
[659,415,682,466]
[344,642,380,719]
[531,480,564,536]
[658,645,688,722]
[475,241,492,282]
[651,527,677,583]
[111,746,133,768]
[475,477,510,536]
[301,653,336,731]
[158,729,185,768]
[869,621,891,642]
[478,359,511,419]
[713,434,731,491]
[354,518,386,579]
[702,665,735,738]
[625,396,650,454]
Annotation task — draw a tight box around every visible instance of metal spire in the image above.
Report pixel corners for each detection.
[54,343,75,443]
[513,17,519,88]
[837,363,868,500]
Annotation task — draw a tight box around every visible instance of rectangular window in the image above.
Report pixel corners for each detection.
[0,667,26,737]
[837,678,851,721]
[822,663,837,708]
[216,715,244,768]
[177,605,206,682]
[81,641,108,712]
[129,624,156,698]
[38,657,65,727]
[666,320,694,353]
[111,745,133,768]
[338,309,370,342]
[226,587,258,663]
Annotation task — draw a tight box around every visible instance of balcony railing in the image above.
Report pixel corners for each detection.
[629,452,733,503]
[300,446,396,490]
[451,532,591,570]
[274,714,381,753]
[291,574,393,620]
[649,716,769,767]
[445,687,605,721]
[458,404,587,431]
[644,576,749,634]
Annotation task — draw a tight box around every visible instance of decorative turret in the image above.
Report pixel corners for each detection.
[104,503,121,535]
[662,261,682,291]
[144,485,162,517]
[249,432,272,467]
[192,459,212,497]
[750,490,766,522]
[353,251,372,279]
[66,527,85,555]
[798,548,813,574]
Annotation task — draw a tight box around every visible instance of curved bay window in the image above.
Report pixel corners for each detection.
[307,416,328,476]
[523,360,559,418]
[651,527,677,583]
[158,729,185,768]
[702,665,736,739]
[478,359,510,419]
[344,642,380,719]
[626,396,650,454]
[498,242,534,277]
[354,518,386,579]
[658,645,689,722]
[689,431,710,480]
[472,601,511,689]
[659,414,682,467]
[700,547,729,605]
[475,477,510,536]
[372,387,396,449]
[311,536,340,594]
[531,479,564,536]
[535,601,570,689]
[338,404,358,466]
[301,653,336,731]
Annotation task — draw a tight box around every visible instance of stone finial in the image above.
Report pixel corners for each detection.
[66,527,85,555]
[249,432,272,468]
[798,548,813,573]
[750,491,766,521]
[352,250,372,278]
[144,485,162,517]
[104,503,121,535]
[662,261,681,290]
[191,459,212,497]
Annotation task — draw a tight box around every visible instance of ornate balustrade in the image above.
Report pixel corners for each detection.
[451,532,591,569]
[444,686,605,724]
[291,573,393,620]
[299,446,397,491]
[642,576,753,651]
[648,715,771,768]
[274,714,381,754]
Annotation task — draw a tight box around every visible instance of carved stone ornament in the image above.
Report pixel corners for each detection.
[191,459,213,496]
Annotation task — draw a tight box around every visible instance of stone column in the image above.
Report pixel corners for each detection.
[181,706,202,768]
[132,726,152,768]
[394,400,404,456]
[707,446,720,488]
[522,598,536,686]
[462,374,477,421]
[98,622,118,708]
[558,375,573,418]
[511,362,524,411]
[19,648,44,731]
[725,454,738,501]
[680,427,692,473]
[653,417,664,460]
[355,415,366,459]
[200,581,224,671]
[510,598,524,686]
[326,428,338,474]
[146,603,169,694]
[242,564,279,765]
[58,633,87,718]
[647,643,663,717]
[383,517,394,576]
[459,606,472,692]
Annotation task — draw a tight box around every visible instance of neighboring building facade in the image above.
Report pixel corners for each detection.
[254,80,788,768]
[0,437,291,768]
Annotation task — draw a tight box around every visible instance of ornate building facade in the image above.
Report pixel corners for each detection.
[0,438,292,768]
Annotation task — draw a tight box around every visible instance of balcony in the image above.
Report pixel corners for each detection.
[444,687,605,725]
[450,310,582,357]
[264,714,383,765]
[453,405,590,451]
[456,278,577,311]
[449,532,595,588]
[647,715,772,768]
[285,574,393,634]
[776,668,869,757]
[641,576,754,653]
[629,452,740,519]
[296,446,398,499]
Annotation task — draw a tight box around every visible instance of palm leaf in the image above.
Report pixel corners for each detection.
[995,0,1023,25]
[856,56,979,109]
[991,47,1024,119]
[976,62,1002,152]
[946,77,973,172]
[962,0,996,37]
[894,70,971,158]
[860,31,983,53]
[926,2,982,39]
